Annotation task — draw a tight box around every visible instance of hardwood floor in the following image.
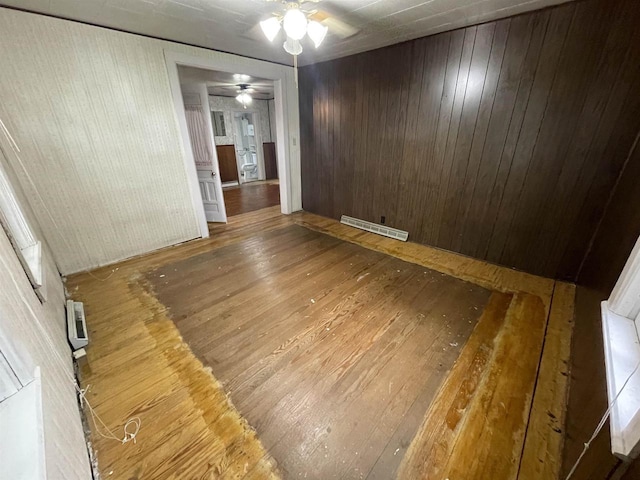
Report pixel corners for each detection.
[148,225,491,479]
[67,206,575,480]
[223,181,280,217]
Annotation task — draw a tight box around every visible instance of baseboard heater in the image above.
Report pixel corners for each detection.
[340,215,409,242]
[66,300,88,350]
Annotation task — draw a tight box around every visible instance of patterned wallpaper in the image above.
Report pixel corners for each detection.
[208,96,273,147]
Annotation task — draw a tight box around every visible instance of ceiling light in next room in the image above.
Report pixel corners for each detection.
[235,84,253,109]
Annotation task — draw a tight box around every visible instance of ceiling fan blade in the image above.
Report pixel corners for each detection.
[310,10,359,39]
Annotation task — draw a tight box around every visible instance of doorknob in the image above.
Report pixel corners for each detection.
[212,171,216,176]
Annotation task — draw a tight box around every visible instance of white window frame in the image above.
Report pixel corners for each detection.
[602,235,640,460]
[0,132,46,302]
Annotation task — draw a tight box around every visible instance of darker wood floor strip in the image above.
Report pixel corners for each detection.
[147,224,492,479]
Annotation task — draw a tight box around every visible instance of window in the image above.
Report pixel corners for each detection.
[602,236,640,459]
[211,110,226,136]
[0,132,45,302]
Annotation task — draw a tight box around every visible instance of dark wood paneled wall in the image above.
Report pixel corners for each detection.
[299,0,640,279]
[216,145,238,183]
[263,142,278,179]
[561,137,640,479]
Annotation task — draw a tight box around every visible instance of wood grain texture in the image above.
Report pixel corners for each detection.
[216,145,239,183]
[67,206,574,480]
[263,143,278,180]
[519,282,575,479]
[299,0,640,280]
[399,292,547,479]
[561,286,620,479]
[222,182,280,217]
[561,127,640,477]
[149,224,491,479]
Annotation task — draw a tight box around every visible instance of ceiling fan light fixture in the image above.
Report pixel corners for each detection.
[236,90,253,109]
[307,20,328,48]
[282,7,307,40]
[283,37,303,56]
[259,17,281,42]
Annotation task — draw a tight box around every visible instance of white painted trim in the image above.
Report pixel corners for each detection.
[163,50,301,224]
[0,366,45,480]
[601,301,640,459]
[610,237,640,319]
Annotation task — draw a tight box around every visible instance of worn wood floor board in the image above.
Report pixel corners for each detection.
[71,261,281,479]
[519,282,576,479]
[294,212,554,305]
[66,206,573,480]
[194,243,377,367]
[148,225,491,479]
[397,291,514,478]
[223,182,280,217]
[261,271,478,473]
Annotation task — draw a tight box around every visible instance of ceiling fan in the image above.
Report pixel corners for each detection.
[259,1,359,57]
[205,73,275,107]
[235,84,253,109]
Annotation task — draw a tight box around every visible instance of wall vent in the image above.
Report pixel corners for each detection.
[66,300,88,350]
[340,215,409,242]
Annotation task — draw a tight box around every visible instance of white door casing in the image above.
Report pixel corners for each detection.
[164,49,301,240]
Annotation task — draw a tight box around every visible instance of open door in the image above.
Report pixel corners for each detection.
[197,169,225,222]
[182,86,226,223]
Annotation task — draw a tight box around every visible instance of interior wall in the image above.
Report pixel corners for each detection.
[0,7,297,274]
[299,0,640,280]
[0,150,90,478]
[561,137,640,479]
[208,95,273,146]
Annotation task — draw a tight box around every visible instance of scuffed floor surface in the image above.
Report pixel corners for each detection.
[67,206,570,480]
[147,224,491,479]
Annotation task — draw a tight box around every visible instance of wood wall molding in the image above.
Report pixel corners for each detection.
[299,0,640,280]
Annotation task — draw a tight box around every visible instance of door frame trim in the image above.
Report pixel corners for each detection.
[164,50,301,238]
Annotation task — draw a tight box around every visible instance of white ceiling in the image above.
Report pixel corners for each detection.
[178,66,275,99]
[1,0,574,66]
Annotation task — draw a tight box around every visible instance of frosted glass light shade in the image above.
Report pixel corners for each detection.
[236,92,252,108]
[260,17,281,42]
[283,37,303,56]
[307,20,328,48]
[283,8,307,40]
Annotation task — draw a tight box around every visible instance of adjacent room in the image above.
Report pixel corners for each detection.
[0,0,639,479]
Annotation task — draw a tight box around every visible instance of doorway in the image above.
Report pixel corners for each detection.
[179,65,282,218]
[165,51,301,237]
[234,111,262,184]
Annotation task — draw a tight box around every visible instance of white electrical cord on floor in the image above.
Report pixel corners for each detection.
[79,384,141,444]
[3,259,141,447]
[564,359,640,480]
